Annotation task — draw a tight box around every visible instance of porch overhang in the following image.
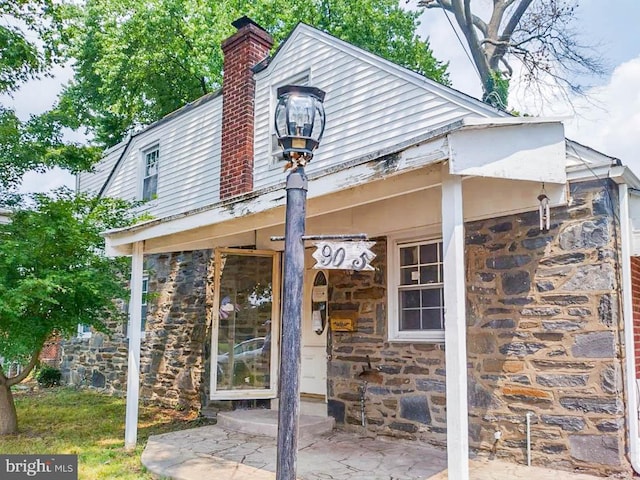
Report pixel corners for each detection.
[103,117,570,257]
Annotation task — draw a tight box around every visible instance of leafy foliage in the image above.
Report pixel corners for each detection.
[62,0,449,146]
[0,107,101,190]
[35,365,62,387]
[0,189,137,368]
[0,0,74,95]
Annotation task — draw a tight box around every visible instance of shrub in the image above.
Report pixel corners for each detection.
[36,365,62,387]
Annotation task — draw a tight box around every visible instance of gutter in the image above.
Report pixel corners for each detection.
[618,183,640,474]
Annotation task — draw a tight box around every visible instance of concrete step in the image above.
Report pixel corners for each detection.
[217,409,334,438]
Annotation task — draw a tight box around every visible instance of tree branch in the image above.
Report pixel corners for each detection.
[420,0,488,35]
[6,348,42,387]
[501,0,534,43]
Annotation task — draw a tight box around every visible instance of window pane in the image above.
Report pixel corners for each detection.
[143,175,157,201]
[422,308,443,330]
[420,243,438,263]
[400,309,421,330]
[401,267,419,285]
[420,265,439,284]
[216,253,273,392]
[400,246,418,266]
[400,290,420,309]
[421,288,441,307]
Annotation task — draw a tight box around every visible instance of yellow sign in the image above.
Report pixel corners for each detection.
[330,312,357,332]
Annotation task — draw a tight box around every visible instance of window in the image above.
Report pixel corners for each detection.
[125,274,149,337]
[141,275,149,331]
[77,324,91,339]
[389,238,445,342]
[142,146,159,201]
[210,248,280,400]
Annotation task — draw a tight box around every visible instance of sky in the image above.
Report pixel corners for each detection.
[4,1,640,192]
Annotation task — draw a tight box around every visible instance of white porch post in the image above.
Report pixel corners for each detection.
[441,165,469,479]
[124,241,144,450]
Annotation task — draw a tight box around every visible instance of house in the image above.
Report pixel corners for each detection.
[66,16,640,478]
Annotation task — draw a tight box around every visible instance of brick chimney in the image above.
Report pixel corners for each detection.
[219,17,273,200]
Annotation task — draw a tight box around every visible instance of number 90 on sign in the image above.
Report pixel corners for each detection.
[312,241,376,271]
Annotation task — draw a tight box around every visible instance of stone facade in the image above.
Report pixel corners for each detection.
[61,179,630,476]
[61,250,213,411]
[327,179,630,477]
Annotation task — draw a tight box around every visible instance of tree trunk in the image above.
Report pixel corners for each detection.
[0,379,18,435]
[0,349,41,435]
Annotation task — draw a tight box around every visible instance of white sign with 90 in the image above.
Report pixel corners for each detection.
[312,241,376,271]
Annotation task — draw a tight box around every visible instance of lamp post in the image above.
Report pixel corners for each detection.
[274,85,326,480]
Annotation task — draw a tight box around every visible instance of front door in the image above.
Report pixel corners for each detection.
[300,268,328,397]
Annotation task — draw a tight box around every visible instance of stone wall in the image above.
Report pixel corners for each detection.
[327,180,630,477]
[60,250,212,411]
[465,179,627,476]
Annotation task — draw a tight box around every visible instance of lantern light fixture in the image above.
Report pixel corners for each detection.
[274,85,326,164]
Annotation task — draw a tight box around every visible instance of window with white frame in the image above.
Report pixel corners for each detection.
[77,324,91,339]
[141,146,159,201]
[389,238,445,342]
[125,274,150,337]
[141,275,149,331]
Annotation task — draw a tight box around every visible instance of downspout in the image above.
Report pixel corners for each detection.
[618,183,640,474]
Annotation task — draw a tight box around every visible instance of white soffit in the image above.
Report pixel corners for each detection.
[448,119,566,184]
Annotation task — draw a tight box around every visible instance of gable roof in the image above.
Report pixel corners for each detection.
[257,22,507,119]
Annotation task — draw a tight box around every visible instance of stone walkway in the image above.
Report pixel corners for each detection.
[141,425,618,480]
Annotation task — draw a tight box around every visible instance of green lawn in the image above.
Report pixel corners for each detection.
[0,387,214,479]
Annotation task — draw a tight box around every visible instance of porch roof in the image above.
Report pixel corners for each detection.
[103,117,606,256]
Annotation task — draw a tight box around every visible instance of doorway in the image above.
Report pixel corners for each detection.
[300,268,329,399]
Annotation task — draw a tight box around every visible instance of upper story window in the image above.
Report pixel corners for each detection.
[142,146,159,201]
[388,236,445,342]
[141,275,149,331]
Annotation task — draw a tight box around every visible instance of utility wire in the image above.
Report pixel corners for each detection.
[438,6,481,82]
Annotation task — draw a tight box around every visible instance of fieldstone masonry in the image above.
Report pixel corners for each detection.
[61,179,630,477]
[61,250,213,411]
[327,180,630,477]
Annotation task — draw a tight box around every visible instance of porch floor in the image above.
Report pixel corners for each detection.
[141,417,611,480]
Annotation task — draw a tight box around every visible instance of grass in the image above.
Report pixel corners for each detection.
[0,386,214,479]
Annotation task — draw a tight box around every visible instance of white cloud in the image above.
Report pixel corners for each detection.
[563,56,640,174]
[19,168,76,194]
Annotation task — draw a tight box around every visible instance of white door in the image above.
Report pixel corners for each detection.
[300,269,328,397]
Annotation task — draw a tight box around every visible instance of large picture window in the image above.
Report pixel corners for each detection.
[210,249,280,400]
[389,237,445,342]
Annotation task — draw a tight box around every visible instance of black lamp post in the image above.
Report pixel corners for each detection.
[274,85,326,480]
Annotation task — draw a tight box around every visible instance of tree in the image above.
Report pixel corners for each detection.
[0,1,100,193]
[0,107,101,191]
[0,189,137,434]
[0,0,71,95]
[62,0,449,147]
[417,0,605,109]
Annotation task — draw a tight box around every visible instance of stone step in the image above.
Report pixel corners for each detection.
[217,409,335,438]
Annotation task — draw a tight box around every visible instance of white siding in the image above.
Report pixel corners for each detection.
[83,24,501,223]
[253,26,498,190]
[100,96,223,220]
[77,143,127,195]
